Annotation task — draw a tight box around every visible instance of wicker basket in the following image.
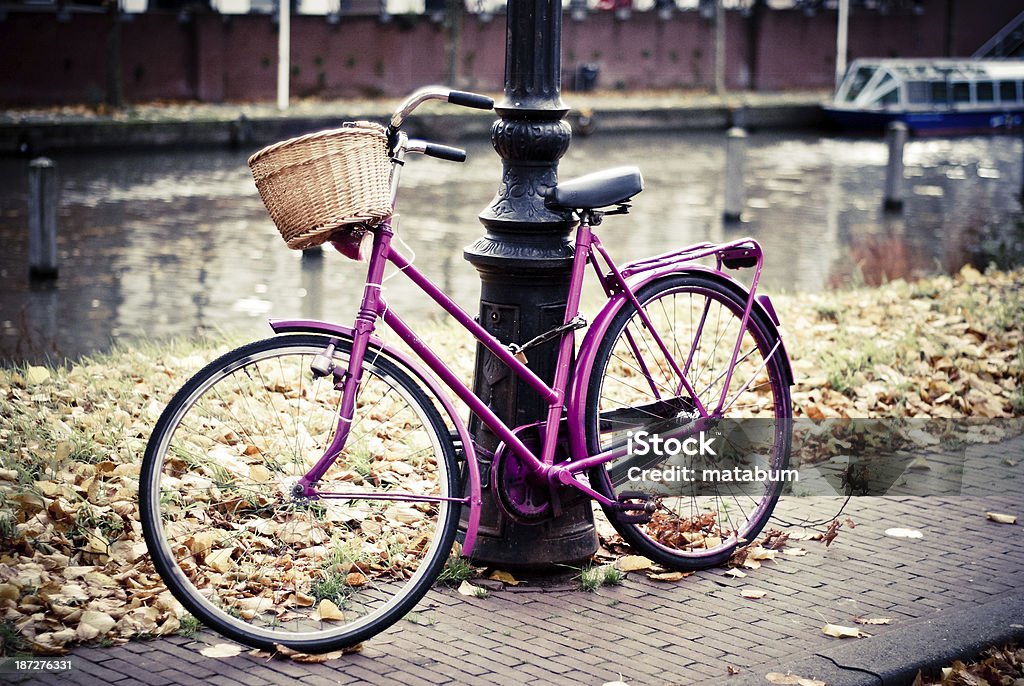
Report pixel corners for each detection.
[248,121,393,250]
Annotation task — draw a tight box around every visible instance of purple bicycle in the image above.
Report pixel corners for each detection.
[140,87,793,653]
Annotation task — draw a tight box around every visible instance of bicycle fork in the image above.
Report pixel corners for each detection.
[293,223,397,497]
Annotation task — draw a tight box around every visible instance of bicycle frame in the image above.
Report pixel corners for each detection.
[141,87,799,656]
[273,129,791,559]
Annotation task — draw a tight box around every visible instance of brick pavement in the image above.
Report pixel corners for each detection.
[8,434,1024,686]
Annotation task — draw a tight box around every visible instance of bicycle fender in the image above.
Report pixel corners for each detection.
[269,319,484,556]
[564,268,793,460]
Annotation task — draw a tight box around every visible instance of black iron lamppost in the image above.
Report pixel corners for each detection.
[463,0,598,566]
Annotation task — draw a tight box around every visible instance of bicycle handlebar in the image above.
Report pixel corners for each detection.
[422,142,468,163]
[447,90,494,110]
[404,139,469,163]
[389,86,493,133]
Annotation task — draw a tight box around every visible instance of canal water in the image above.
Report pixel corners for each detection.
[1,130,1022,363]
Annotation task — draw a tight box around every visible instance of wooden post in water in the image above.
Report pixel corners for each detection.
[277,0,290,111]
[1020,134,1024,200]
[723,126,747,223]
[28,157,59,281]
[713,0,726,95]
[883,121,907,212]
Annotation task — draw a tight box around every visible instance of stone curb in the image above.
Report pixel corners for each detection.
[1,93,830,154]
[717,593,1024,686]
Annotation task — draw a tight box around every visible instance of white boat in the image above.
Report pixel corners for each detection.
[824,58,1024,134]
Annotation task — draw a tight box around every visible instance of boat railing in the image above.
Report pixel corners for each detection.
[973,9,1024,59]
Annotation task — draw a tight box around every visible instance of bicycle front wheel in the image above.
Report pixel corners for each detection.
[584,273,791,570]
[140,334,460,653]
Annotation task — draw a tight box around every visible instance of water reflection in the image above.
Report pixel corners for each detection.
[1,131,1021,363]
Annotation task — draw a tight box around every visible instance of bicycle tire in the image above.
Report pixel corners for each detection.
[584,272,792,570]
[140,334,460,653]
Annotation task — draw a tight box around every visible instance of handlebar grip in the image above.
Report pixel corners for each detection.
[447,90,494,111]
[424,143,467,163]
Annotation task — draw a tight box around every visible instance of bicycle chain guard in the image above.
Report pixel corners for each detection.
[492,444,551,524]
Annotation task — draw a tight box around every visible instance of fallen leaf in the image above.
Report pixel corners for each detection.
[315,599,345,621]
[765,673,826,686]
[762,529,791,550]
[821,519,842,547]
[985,512,1017,525]
[25,366,51,384]
[615,555,653,572]
[884,528,923,539]
[488,570,520,586]
[291,592,315,608]
[200,643,243,658]
[906,430,940,447]
[31,631,75,655]
[270,642,362,663]
[648,571,689,582]
[805,405,826,420]
[60,439,85,466]
[907,456,930,470]
[783,548,808,557]
[188,530,220,557]
[345,572,368,587]
[384,505,422,525]
[740,588,766,599]
[960,264,983,283]
[76,610,116,641]
[273,643,346,663]
[205,548,234,573]
[854,616,893,625]
[727,665,740,675]
[457,581,481,597]
[822,623,868,638]
[155,616,181,636]
[724,568,747,578]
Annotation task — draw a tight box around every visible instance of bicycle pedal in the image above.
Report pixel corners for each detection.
[615,491,655,524]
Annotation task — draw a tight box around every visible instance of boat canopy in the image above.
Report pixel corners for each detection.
[834,58,1024,111]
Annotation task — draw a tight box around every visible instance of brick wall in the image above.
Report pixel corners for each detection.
[0,0,1019,106]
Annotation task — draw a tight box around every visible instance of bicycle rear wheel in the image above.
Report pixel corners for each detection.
[584,273,791,570]
[140,334,459,653]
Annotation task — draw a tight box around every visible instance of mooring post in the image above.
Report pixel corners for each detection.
[1019,133,1024,200]
[723,126,747,223]
[28,157,59,281]
[463,0,597,567]
[883,121,907,212]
